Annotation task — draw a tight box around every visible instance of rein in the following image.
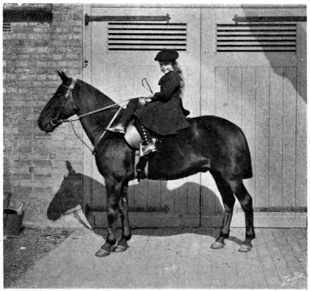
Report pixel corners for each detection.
[68,105,125,155]
[59,101,128,124]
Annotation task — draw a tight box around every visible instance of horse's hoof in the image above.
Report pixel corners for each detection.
[238,244,252,252]
[210,241,225,249]
[113,244,128,253]
[95,249,111,257]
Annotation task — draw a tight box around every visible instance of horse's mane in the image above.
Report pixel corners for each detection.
[77,79,115,106]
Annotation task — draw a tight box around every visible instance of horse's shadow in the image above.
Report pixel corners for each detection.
[128,229,243,246]
[47,161,242,247]
[93,228,243,247]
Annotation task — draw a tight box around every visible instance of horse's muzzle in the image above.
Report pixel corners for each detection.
[38,118,61,133]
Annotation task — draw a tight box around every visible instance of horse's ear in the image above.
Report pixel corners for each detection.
[57,70,69,82]
[66,160,76,175]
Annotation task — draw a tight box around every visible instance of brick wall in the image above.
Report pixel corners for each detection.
[3,4,86,227]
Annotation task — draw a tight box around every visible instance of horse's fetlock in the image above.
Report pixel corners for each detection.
[219,231,230,239]
[124,233,132,241]
[106,237,117,246]
[246,232,255,239]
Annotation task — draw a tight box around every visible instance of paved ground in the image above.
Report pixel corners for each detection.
[10,227,307,289]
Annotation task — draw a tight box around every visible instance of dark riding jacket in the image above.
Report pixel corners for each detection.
[134,70,190,136]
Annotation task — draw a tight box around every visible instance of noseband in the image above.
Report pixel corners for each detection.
[49,78,78,127]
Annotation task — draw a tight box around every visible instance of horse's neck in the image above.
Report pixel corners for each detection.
[75,81,117,145]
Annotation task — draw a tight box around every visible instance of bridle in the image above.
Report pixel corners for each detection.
[49,78,129,126]
[48,78,129,154]
[48,78,78,127]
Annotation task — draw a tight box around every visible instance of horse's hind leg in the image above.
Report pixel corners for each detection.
[95,178,122,257]
[114,181,132,252]
[211,171,255,252]
[234,181,255,252]
[210,171,236,249]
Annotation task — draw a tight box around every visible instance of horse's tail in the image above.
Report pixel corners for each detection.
[239,128,253,179]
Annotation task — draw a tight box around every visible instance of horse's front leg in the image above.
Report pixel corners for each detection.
[114,181,132,252]
[95,178,122,257]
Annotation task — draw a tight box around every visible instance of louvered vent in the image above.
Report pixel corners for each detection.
[108,22,187,51]
[3,22,11,32]
[217,23,296,52]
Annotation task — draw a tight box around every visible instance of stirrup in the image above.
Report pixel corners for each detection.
[106,124,126,134]
[141,143,157,156]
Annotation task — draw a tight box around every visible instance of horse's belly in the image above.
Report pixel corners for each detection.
[148,142,210,180]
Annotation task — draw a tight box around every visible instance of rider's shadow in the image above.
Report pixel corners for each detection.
[47,161,241,245]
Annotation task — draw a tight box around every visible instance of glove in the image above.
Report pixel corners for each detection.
[144,97,153,102]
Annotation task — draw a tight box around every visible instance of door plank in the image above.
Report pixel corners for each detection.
[282,67,297,207]
[241,67,256,204]
[228,67,242,127]
[269,67,284,206]
[296,97,307,207]
[255,67,270,207]
[215,67,229,119]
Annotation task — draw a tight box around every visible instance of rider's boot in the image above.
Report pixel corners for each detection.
[135,121,157,179]
[106,98,140,134]
[137,122,157,156]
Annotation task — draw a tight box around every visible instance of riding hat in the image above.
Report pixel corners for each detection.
[154,49,179,62]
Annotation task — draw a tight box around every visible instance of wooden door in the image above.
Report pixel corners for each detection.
[82,5,306,228]
[83,6,202,227]
[200,6,307,227]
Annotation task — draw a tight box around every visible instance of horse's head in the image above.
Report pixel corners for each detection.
[38,71,79,133]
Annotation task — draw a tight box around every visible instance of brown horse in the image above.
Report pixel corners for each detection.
[38,71,255,257]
